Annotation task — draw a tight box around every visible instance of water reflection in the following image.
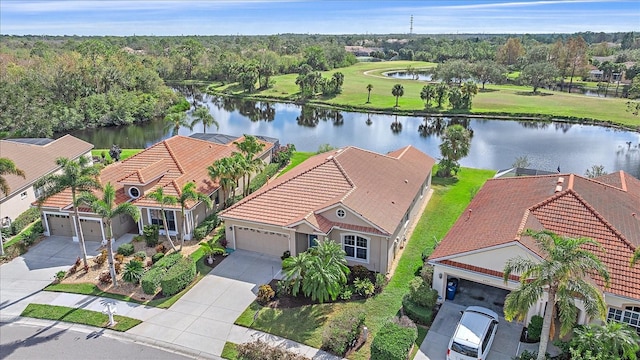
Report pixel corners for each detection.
[385,71,433,81]
[418,117,473,137]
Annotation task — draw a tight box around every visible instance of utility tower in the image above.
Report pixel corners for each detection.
[410,15,413,36]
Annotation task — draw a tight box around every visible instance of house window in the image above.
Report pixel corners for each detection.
[343,234,369,262]
[129,187,140,199]
[336,209,346,219]
[150,209,176,232]
[308,234,318,248]
[608,307,640,334]
[20,191,27,199]
[404,211,410,227]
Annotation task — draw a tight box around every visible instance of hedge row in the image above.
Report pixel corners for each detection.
[3,207,41,237]
[193,213,219,241]
[140,252,187,295]
[160,257,196,296]
[248,163,279,193]
[402,295,433,325]
[371,317,418,360]
[321,307,366,355]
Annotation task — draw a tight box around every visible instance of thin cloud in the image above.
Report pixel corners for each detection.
[436,0,619,10]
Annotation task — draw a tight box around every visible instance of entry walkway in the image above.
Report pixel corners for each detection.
[1,237,341,359]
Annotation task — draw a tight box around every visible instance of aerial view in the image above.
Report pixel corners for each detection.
[1,1,640,359]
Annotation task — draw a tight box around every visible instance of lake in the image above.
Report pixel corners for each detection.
[68,95,640,178]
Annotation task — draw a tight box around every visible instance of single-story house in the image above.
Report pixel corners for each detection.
[428,171,640,331]
[39,134,276,243]
[0,135,93,226]
[220,145,435,273]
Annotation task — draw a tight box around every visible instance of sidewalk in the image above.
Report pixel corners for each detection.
[1,237,341,360]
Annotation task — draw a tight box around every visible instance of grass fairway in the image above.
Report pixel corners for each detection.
[210,61,640,129]
[234,167,495,359]
[21,303,141,331]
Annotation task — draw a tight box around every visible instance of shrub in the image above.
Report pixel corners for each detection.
[420,263,434,286]
[54,270,66,283]
[160,257,196,296]
[152,252,182,269]
[256,284,275,305]
[276,280,292,297]
[193,213,220,241]
[248,163,280,193]
[193,227,208,241]
[10,207,40,236]
[114,253,124,263]
[152,252,165,264]
[350,265,371,282]
[133,251,147,261]
[98,271,112,284]
[236,339,309,360]
[321,308,366,355]
[527,315,544,342]
[339,286,353,301]
[143,225,159,247]
[141,267,164,295]
[114,262,122,274]
[408,276,438,308]
[218,236,228,248]
[93,249,108,266]
[155,244,167,254]
[123,260,144,283]
[117,243,134,256]
[371,317,418,360]
[375,273,387,293]
[354,277,375,298]
[281,250,291,260]
[402,295,433,325]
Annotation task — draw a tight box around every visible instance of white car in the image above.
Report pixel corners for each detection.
[447,306,499,360]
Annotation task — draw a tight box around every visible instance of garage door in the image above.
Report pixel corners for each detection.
[234,227,289,257]
[79,218,104,242]
[47,214,73,237]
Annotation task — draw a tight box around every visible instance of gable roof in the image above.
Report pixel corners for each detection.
[0,135,93,201]
[430,171,640,300]
[221,145,435,236]
[40,134,275,211]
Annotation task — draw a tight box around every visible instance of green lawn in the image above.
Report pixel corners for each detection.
[91,149,143,161]
[234,167,495,359]
[221,342,239,359]
[21,303,141,331]
[279,152,315,176]
[209,61,640,129]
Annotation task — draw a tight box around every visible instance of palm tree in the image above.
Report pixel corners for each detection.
[36,157,102,268]
[420,85,436,108]
[234,135,265,196]
[282,251,312,298]
[164,112,191,136]
[146,186,179,252]
[207,159,235,209]
[191,106,219,134]
[391,83,404,107]
[78,183,140,287]
[438,124,471,177]
[177,181,212,250]
[503,229,610,360]
[366,84,373,103]
[571,321,640,360]
[0,158,25,256]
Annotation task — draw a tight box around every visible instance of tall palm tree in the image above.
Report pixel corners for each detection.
[503,229,610,360]
[0,158,25,256]
[146,186,179,252]
[36,157,102,268]
[177,181,212,250]
[164,112,191,136]
[234,135,265,196]
[420,85,436,108]
[191,106,219,134]
[207,159,235,209]
[571,321,640,360]
[391,83,404,107]
[78,183,140,287]
[366,84,373,103]
[438,124,471,177]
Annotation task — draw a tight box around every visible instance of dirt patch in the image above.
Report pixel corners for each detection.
[59,238,206,302]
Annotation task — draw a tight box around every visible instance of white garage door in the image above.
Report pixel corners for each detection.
[79,218,103,242]
[47,214,73,237]
[234,227,289,257]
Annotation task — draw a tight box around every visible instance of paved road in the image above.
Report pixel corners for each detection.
[0,322,195,360]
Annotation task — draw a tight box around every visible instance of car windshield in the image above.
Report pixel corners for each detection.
[451,341,477,357]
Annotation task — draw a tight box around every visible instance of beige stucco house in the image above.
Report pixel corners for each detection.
[220,146,435,273]
[0,135,93,227]
[428,171,640,331]
[39,134,276,243]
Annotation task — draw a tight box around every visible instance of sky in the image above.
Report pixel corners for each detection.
[1,0,638,36]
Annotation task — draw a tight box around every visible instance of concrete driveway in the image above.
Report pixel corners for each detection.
[127,249,282,358]
[417,301,526,360]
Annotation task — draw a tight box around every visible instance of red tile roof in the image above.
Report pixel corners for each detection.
[429,171,640,300]
[40,135,275,212]
[221,146,435,236]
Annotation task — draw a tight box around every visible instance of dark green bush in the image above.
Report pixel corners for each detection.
[527,315,543,342]
[408,276,438,308]
[321,307,366,355]
[402,295,433,325]
[141,267,164,295]
[350,265,371,282]
[236,339,309,360]
[248,163,279,193]
[371,317,418,360]
[117,243,135,256]
[193,227,208,241]
[152,252,182,269]
[122,260,144,283]
[10,207,40,235]
[160,257,196,296]
[167,98,190,113]
[420,263,434,286]
[193,213,219,241]
[151,252,164,264]
[143,225,159,247]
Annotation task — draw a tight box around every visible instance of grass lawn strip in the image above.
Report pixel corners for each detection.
[21,303,141,332]
[221,342,239,359]
[91,149,142,161]
[235,168,495,359]
[279,152,315,176]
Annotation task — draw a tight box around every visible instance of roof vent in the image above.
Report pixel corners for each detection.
[327,155,333,160]
[557,177,564,184]
[404,179,408,184]
[555,185,563,192]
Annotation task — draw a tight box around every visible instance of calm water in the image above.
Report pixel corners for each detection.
[385,71,433,81]
[68,94,640,178]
